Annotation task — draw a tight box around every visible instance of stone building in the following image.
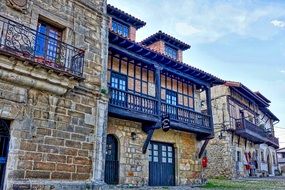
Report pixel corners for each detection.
[277,148,285,174]
[203,82,279,179]
[0,0,109,189]
[105,5,224,187]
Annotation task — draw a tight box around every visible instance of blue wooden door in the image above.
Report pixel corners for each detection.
[0,120,10,190]
[104,134,119,184]
[149,141,175,186]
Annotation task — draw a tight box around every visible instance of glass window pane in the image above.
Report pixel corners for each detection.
[168,146,173,152]
[153,157,158,162]
[162,146,166,151]
[153,150,158,156]
[162,152,166,157]
[162,157,167,163]
[153,144,158,150]
[168,152,172,157]
[168,158,172,163]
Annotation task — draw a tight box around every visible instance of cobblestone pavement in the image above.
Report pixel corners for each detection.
[107,186,202,190]
[106,176,285,189]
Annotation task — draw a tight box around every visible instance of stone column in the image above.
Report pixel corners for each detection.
[92,98,108,186]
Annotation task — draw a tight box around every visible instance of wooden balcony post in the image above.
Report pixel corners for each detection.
[155,64,162,116]
[205,86,214,136]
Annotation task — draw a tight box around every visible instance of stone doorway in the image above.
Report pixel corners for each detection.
[0,119,10,190]
[267,153,272,175]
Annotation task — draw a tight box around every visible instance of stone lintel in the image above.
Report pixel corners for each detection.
[0,55,78,95]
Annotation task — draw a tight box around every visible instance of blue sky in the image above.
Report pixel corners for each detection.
[108,0,285,148]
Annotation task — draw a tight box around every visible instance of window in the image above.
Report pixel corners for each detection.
[282,153,285,159]
[110,73,127,102]
[237,151,241,162]
[165,45,177,60]
[112,20,129,38]
[166,90,177,105]
[35,21,62,62]
[165,90,177,116]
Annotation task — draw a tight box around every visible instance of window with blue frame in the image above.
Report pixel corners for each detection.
[165,45,178,60]
[111,73,127,102]
[166,90,177,116]
[112,20,129,38]
[35,21,62,62]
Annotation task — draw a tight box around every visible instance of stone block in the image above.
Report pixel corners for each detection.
[51,172,71,180]
[65,140,82,149]
[73,157,91,165]
[57,163,75,172]
[34,162,56,171]
[26,171,50,179]
[46,154,66,163]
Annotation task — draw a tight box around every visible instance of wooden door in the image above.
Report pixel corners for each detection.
[104,134,119,184]
[149,141,175,186]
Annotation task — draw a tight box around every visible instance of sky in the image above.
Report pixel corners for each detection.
[108,0,285,148]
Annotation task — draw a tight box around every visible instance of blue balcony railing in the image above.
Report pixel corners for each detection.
[109,87,211,131]
[0,15,84,77]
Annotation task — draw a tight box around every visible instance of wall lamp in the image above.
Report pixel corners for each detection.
[131,132,137,141]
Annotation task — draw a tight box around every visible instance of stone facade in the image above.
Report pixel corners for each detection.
[0,0,109,189]
[107,117,204,186]
[203,85,279,179]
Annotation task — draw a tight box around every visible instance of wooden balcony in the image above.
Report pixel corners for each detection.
[235,119,279,148]
[266,135,279,149]
[108,87,212,135]
[235,118,267,143]
[0,15,84,79]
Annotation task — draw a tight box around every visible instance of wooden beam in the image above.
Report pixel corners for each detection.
[231,131,234,145]
[142,128,154,154]
[238,136,240,147]
[206,87,214,137]
[109,44,210,87]
[198,139,210,158]
[155,65,162,116]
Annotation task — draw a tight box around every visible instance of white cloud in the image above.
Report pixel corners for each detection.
[271,20,285,28]
[171,1,285,43]
[175,22,201,36]
[281,70,285,73]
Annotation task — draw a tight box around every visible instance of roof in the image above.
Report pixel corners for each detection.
[277,147,285,152]
[141,31,191,51]
[255,91,271,104]
[109,30,224,86]
[225,81,270,107]
[107,4,146,29]
[259,107,279,122]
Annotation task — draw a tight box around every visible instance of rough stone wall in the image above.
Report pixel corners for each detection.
[177,50,183,62]
[129,26,137,41]
[0,0,109,189]
[152,129,201,185]
[147,40,165,54]
[107,117,148,186]
[204,85,278,179]
[107,117,202,186]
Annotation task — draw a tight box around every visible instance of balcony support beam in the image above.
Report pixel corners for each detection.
[198,139,209,158]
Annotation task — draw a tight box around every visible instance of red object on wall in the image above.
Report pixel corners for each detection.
[202,156,208,168]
